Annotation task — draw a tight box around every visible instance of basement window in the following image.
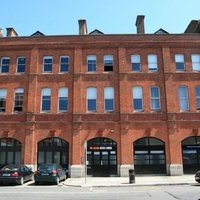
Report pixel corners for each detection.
[104,55,113,72]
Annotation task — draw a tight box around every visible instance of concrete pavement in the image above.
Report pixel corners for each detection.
[64,175,196,187]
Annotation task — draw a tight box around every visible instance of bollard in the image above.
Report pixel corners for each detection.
[129,169,135,183]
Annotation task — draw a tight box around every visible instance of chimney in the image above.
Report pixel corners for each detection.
[6,28,18,37]
[78,19,88,35]
[0,28,3,37]
[135,15,145,34]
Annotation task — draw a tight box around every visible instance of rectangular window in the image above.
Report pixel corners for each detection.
[104,55,113,72]
[148,54,158,72]
[195,86,200,110]
[14,88,24,112]
[133,86,143,111]
[131,55,141,72]
[150,86,161,111]
[16,57,26,73]
[104,87,114,112]
[87,87,97,112]
[175,54,185,71]
[178,86,189,111]
[87,55,96,72]
[58,88,68,112]
[41,88,51,112]
[60,56,69,73]
[0,89,7,112]
[191,54,200,71]
[43,56,53,73]
[1,57,10,73]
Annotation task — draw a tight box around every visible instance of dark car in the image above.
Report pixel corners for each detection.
[0,164,34,185]
[34,163,66,185]
[195,170,200,183]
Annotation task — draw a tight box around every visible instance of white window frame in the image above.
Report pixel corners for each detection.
[148,54,158,72]
[104,55,113,71]
[86,87,97,112]
[178,86,189,112]
[87,55,96,72]
[58,88,68,112]
[191,54,200,72]
[104,87,114,112]
[43,56,53,73]
[175,54,185,71]
[41,88,51,112]
[195,86,200,110]
[132,86,143,112]
[131,55,141,72]
[150,86,161,111]
[59,56,69,73]
[0,57,10,73]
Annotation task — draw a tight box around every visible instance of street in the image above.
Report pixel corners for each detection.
[0,183,200,200]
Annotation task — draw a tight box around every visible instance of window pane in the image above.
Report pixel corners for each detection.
[192,54,200,71]
[17,57,26,73]
[148,55,158,71]
[60,56,69,72]
[88,99,96,111]
[151,87,160,110]
[1,58,10,73]
[179,87,189,111]
[87,55,96,72]
[43,57,52,72]
[196,86,200,109]
[105,99,114,111]
[87,88,97,99]
[131,55,141,71]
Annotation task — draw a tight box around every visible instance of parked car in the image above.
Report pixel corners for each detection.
[34,163,66,185]
[0,164,34,185]
[195,170,200,183]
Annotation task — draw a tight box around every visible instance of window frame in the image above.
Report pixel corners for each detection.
[41,88,51,112]
[175,54,185,71]
[178,86,189,112]
[58,88,68,112]
[148,54,158,72]
[195,86,200,110]
[59,56,69,73]
[86,87,97,112]
[191,54,200,72]
[131,55,141,72]
[0,57,10,73]
[87,55,97,72]
[132,86,143,112]
[0,89,7,112]
[104,87,114,112]
[150,86,161,111]
[104,55,113,72]
[43,56,53,73]
[13,88,24,113]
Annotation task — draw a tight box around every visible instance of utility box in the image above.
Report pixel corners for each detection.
[129,169,135,183]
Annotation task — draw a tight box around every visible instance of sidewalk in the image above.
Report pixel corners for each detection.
[64,175,196,187]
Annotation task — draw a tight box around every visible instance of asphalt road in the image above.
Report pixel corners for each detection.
[0,182,200,200]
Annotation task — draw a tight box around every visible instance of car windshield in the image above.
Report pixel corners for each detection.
[38,165,54,171]
[1,166,19,171]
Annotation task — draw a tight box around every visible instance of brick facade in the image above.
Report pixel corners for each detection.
[0,22,200,177]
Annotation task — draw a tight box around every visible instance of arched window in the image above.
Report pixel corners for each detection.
[0,138,22,168]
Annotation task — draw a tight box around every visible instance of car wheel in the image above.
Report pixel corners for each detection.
[35,181,39,185]
[19,177,24,185]
[63,175,66,181]
[55,177,59,185]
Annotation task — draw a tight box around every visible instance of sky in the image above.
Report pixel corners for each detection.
[1,0,199,36]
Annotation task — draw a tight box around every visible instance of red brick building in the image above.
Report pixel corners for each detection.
[0,16,200,177]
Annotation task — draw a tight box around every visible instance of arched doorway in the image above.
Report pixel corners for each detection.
[134,137,166,174]
[37,137,69,175]
[182,136,200,174]
[0,138,22,168]
[87,137,117,177]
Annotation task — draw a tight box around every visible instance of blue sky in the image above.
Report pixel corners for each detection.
[1,0,199,36]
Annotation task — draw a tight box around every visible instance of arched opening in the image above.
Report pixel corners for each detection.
[0,138,22,168]
[37,137,69,176]
[87,137,117,177]
[182,136,200,174]
[134,137,166,174]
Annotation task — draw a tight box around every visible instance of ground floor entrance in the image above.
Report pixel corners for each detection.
[87,137,117,177]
